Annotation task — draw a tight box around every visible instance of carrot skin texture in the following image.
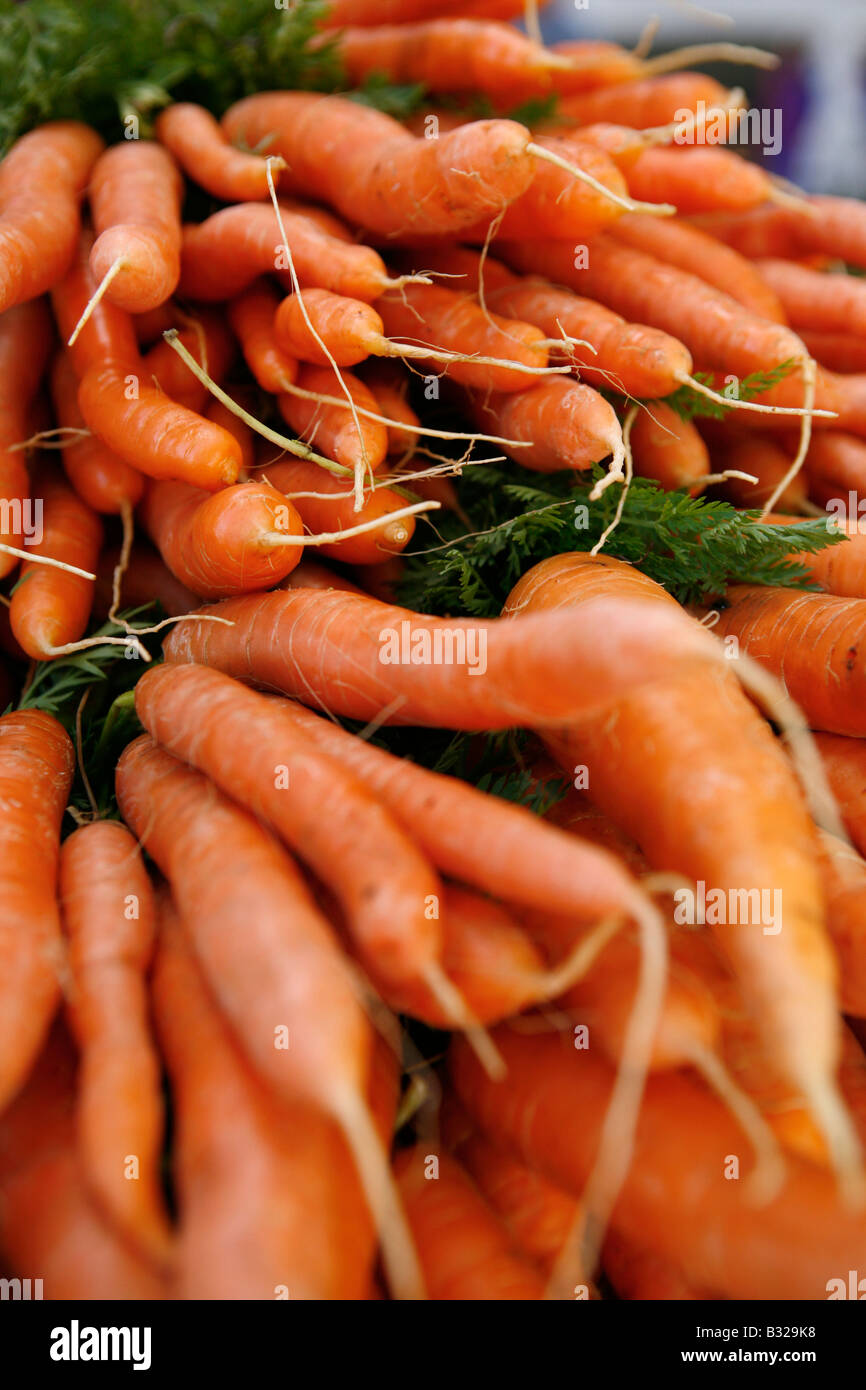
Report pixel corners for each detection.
[160,585,718,731]
[59,821,171,1266]
[274,288,386,368]
[464,375,623,473]
[755,259,866,338]
[229,281,299,393]
[155,103,277,202]
[89,142,183,312]
[263,457,416,565]
[393,1145,544,1299]
[631,403,710,491]
[50,352,144,514]
[798,330,866,375]
[0,712,74,1112]
[804,431,866,509]
[277,366,389,474]
[451,1027,866,1300]
[0,297,56,576]
[0,122,104,312]
[141,309,236,413]
[626,147,771,214]
[10,470,103,660]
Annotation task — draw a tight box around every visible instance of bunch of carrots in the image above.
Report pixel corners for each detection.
[5,0,866,1301]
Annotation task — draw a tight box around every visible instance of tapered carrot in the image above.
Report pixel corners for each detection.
[557,73,738,128]
[799,330,866,375]
[155,102,281,201]
[625,146,773,213]
[179,203,403,303]
[464,376,624,472]
[49,352,145,515]
[0,122,104,312]
[262,457,416,564]
[222,94,535,236]
[273,288,402,370]
[115,735,424,1299]
[0,298,55,578]
[505,552,859,1189]
[142,308,236,413]
[88,141,183,313]
[393,1145,544,1299]
[139,479,304,599]
[609,215,786,323]
[451,1027,866,1299]
[10,469,103,661]
[0,711,74,1113]
[154,897,396,1300]
[228,281,298,393]
[708,585,866,736]
[804,431,866,508]
[631,403,710,491]
[278,366,389,474]
[161,583,718,730]
[59,820,170,1267]
[0,1025,165,1300]
[756,259,866,338]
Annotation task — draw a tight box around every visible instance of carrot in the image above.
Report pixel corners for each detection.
[557,73,737,128]
[393,1145,544,1299]
[815,832,866,1019]
[278,366,389,475]
[710,433,810,512]
[708,585,866,736]
[464,375,624,473]
[0,122,104,312]
[273,288,385,369]
[115,734,424,1299]
[0,1024,165,1300]
[0,711,74,1113]
[261,456,416,565]
[702,198,866,271]
[153,896,396,1300]
[813,734,866,857]
[179,203,402,304]
[548,40,645,94]
[825,371,866,439]
[204,392,256,476]
[451,1026,866,1299]
[609,214,786,322]
[505,552,859,1188]
[625,146,772,213]
[756,259,866,338]
[155,102,280,201]
[139,478,304,599]
[88,141,183,313]
[574,121,670,173]
[804,431,866,509]
[58,820,170,1267]
[762,513,866,597]
[222,94,535,236]
[160,583,717,730]
[630,402,710,492]
[51,228,140,375]
[276,556,363,593]
[798,329,866,375]
[132,303,176,347]
[360,363,422,455]
[93,541,199,621]
[49,351,145,515]
[10,468,103,661]
[602,1230,710,1300]
[0,298,55,578]
[228,281,298,393]
[142,308,236,413]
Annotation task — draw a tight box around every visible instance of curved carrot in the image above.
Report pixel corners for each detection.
[222,94,534,236]
[626,146,772,213]
[465,375,624,472]
[50,351,145,514]
[59,820,170,1267]
[89,141,183,312]
[274,288,388,368]
[0,298,55,578]
[393,1145,544,1299]
[262,456,416,565]
[0,121,104,312]
[139,478,303,599]
[277,366,389,474]
[228,280,299,393]
[0,711,74,1113]
[10,469,103,661]
[631,402,710,491]
[155,102,278,201]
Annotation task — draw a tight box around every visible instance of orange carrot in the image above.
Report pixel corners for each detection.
[813,734,866,857]
[10,468,103,660]
[276,556,363,593]
[763,513,866,598]
[361,363,421,455]
[710,433,810,512]
[603,1230,708,1300]
[625,146,772,213]
[0,711,74,1113]
[274,288,386,369]
[262,456,416,565]
[141,308,236,413]
[222,94,535,236]
[816,832,866,1019]
[756,259,866,337]
[139,478,304,599]
[155,102,279,201]
[0,122,104,312]
[228,280,298,393]
[464,375,624,472]
[804,431,866,509]
[799,330,866,375]
[50,351,145,515]
[205,393,256,476]
[0,298,55,577]
[393,1145,544,1299]
[89,141,183,312]
[631,402,710,491]
[558,73,737,128]
[278,366,389,474]
[59,820,170,1267]
[94,540,199,621]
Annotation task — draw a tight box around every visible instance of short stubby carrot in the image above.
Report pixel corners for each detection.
[0,297,55,576]
[274,288,388,369]
[262,457,416,565]
[0,711,74,1114]
[179,203,400,304]
[155,102,278,202]
[631,402,710,492]
[278,366,389,475]
[50,351,144,515]
[89,141,184,312]
[465,375,624,472]
[139,478,304,599]
[59,820,171,1268]
[10,469,104,661]
[222,93,535,237]
[393,1145,544,1300]
[0,121,104,312]
[160,584,719,731]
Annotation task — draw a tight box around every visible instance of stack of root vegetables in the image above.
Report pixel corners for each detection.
[4,0,866,1300]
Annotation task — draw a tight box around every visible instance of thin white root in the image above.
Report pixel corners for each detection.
[45,633,150,662]
[523,0,543,47]
[639,88,746,145]
[67,257,126,347]
[687,1043,786,1204]
[631,16,660,60]
[0,543,95,580]
[682,369,832,420]
[381,272,434,291]
[8,426,91,452]
[640,42,780,76]
[690,468,759,493]
[422,961,506,1083]
[590,406,635,553]
[536,916,622,1000]
[761,357,817,517]
[379,338,570,376]
[527,141,676,218]
[546,896,669,1298]
[261,500,438,548]
[108,499,135,626]
[332,1088,427,1300]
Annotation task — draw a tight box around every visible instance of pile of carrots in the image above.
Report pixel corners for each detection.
[6,0,866,1300]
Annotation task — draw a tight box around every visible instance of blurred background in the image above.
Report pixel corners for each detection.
[538,0,866,196]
